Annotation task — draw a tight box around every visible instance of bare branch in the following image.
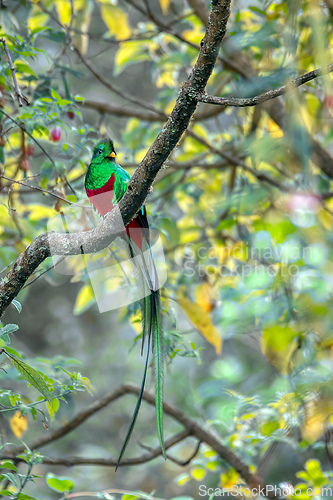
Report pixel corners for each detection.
[83,96,229,122]
[0,39,29,107]
[73,45,164,118]
[3,430,191,468]
[187,129,291,192]
[2,383,277,498]
[82,98,162,122]
[22,256,66,289]
[0,175,74,205]
[0,109,56,167]
[197,63,333,107]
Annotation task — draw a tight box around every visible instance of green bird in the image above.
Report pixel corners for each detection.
[85,139,166,468]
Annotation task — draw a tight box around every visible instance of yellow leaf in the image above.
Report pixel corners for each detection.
[318,208,333,231]
[156,64,176,88]
[10,411,28,438]
[81,376,95,395]
[115,40,149,75]
[190,466,206,481]
[301,398,333,443]
[261,324,298,375]
[267,119,284,138]
[74,284,95,315]
[219,468,242,488]
[98,3,131,40]
[194,282,217,313]
[204,449,217,458]
[55,0,72,25]
[159,0,170,15]
[129,309,142,335]
[28,9,48,31]
[165,97,176,115]
[177,473,191,486]
[178,290,222,354]
[24,204,55,221]
[134,147,149,164]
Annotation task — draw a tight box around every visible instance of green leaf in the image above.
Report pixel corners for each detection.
[0,324,19,335]
[11,299,22,313]
[2,472,18,487]
[5,347,22,358]
[216,219,237,232]
[46,473,74,493]
[249,6,266,16]
[31,26,50,35]
[0,461,18,472]
[4,351,52,401]
[46,398,59,420]
[115,40,150,75]
[261,420,279,436]
[51,89,62,102]
[15,63,37,78]
[18,112,36,119]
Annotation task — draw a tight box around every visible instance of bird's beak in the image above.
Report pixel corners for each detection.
[108,152,116,158]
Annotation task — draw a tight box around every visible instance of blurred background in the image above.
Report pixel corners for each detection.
[1,0,333,498]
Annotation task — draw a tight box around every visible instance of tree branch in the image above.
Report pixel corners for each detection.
[73,46,164,118]
[0,175,74,206]
[3,430,191,468]
[0,0,232,318]
[197,63,333,107]
[0,39,29,107]
[2,384,278,498]
[82,98,162,122]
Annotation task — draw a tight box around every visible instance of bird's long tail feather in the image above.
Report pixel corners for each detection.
[115,235,166,468]
[115,328,151,470]
[151,288,166,460]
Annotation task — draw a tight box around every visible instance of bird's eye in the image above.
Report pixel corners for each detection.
[98,149,103,155]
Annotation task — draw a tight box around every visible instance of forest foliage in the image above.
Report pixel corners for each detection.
[1,0,333,499]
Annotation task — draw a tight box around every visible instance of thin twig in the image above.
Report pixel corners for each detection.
[22,256,67,289]
[3,430,191,468]
[139,437,202,466]
[0,175,74,205]
[0,39,29,107]
[0,109,56,167]
[73,46,164,118]
[197,64,333,107]
[187,129,291,191]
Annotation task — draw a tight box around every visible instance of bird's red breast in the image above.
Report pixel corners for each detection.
[85,173,144,250]
[85,173,115,216]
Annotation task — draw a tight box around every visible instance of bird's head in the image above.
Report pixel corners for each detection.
[92,139,117,161]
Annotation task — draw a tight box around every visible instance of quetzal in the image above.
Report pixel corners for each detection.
[85,139,166,468]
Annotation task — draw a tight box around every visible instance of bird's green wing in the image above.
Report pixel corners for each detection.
[112,164,130,205]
